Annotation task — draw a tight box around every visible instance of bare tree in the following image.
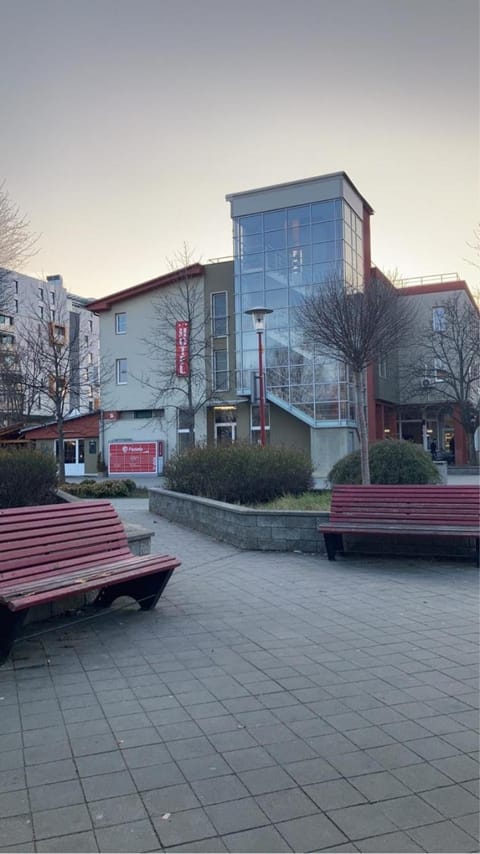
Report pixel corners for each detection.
[138,245,217,449]
[297,274,414,484]
[400,293,480,463]
[0,182,38,308]
[14,288,98,481]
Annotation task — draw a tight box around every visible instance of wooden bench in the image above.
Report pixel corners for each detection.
[0,500,181,663]
[319,485,480,564]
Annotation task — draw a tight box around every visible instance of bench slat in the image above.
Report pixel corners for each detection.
[1,554,181,609]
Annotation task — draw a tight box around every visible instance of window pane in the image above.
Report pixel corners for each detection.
[312,221,335,242]
[264,229,286,251]
[264,210,286,230]
[311,200,335,222]
[115,312,127,334]
[239,214,262,235]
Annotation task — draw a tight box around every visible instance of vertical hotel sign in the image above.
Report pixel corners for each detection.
[176,321,190,377]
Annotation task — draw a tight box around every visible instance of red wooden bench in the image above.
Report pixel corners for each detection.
[319,485,480,564]
[0,500,181,663]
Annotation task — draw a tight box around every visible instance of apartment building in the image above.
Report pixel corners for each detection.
[0,271,100,426]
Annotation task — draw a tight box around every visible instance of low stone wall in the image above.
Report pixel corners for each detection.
[149,487,328,554]
[149,487,478,563]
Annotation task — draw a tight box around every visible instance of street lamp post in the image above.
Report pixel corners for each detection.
[245,307,272,447]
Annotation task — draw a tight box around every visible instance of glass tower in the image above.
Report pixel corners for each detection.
[227,173,371,427]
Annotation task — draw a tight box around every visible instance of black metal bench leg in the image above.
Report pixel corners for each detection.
[0,608,29,665]
[324,533,343,561]
[94,570,174,611]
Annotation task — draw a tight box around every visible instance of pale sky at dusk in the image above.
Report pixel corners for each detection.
[1,0,478,298]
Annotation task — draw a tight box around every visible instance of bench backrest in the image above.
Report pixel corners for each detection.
[0,500,131,583]
[330,485,480,527]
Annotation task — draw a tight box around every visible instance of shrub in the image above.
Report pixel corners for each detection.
[164,443,313,504]
[328,440,441,485]
[0,449,58,508]
[61,479,131,498]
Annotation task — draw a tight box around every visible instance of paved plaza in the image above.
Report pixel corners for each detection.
[0,498,478,853]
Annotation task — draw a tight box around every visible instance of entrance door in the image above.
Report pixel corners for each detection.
[63,439,85,476]
[216,423,236,445]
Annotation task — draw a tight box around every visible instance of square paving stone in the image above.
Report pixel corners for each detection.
[167,836,227,852]
[205,797,269,835]
[207,729,257,752]
[35,830,99,852]
[29,779,85,811]
[265,739,318,764]
[142,783,201,815]
[0,815,34,846]
[355,830,424,852]
[153,806,217,847]
[222,826,291,852]
[70,733,119,757]
[198,716,242,735]
[328,751,384,778]
[379,794,444,829]
[81,770,136,802]
[88,793,148,827]
[130,762,186,791]
[116,726,162,748]
[285,757,341,786]
[121,743,171,769]
[275,812,347,851]
[431,754,479,782]
[407,819,478,853]
[407,736,461,760]
[176,754,232,781]
[256,788,318,822]
[453,812,480,841]
[0,789,29,818]
[191,775,250,805]
[239,766,296,796]
[223,747,276,773]
[366,744,424,769]
[420,784,480,818]
[167,736,217,761]
[75,751,127,778]
[391,761,455,792]
[326,803,397,840]
[32,803,92,840]
[304,779,367,811]
[95,818,159,852]
[348,771,410,802]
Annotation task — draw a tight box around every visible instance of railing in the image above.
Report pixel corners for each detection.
[398,273,460,287]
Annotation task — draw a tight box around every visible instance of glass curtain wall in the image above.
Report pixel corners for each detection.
[234,199,363,424]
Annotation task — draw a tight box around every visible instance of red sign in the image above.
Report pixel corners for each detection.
[176,321,190,377]
[109,441,163,475]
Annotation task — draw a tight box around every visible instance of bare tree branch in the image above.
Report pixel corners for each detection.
[297,274,415,483]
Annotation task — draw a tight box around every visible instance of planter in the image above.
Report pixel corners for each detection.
[149,487,329,554]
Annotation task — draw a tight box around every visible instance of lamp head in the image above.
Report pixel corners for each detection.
[245,306,273,332]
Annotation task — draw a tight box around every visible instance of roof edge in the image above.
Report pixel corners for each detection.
[87,263,205,312]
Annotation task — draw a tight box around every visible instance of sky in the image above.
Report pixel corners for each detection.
[0,0,478,299]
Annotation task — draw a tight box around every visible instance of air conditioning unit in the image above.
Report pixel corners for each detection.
[422,378,432,388]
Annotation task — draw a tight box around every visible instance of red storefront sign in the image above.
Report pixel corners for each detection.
[109,441,163,475]
[176,321,190,377]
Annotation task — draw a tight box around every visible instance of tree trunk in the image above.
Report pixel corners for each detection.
[57,417,65,484]
[353,369,370,484]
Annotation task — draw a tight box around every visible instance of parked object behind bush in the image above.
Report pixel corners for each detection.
[328,440,441,485]
[0,449,58,508]
[164,443,313,504]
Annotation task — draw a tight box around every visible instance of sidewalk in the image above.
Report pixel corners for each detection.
[1,504,478,853]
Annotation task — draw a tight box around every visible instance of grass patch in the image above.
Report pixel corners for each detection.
[249,490,331,511]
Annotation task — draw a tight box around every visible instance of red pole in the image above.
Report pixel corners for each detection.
[258,330,266,446]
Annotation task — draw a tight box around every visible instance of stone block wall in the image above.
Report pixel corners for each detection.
[149,487,328,554]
